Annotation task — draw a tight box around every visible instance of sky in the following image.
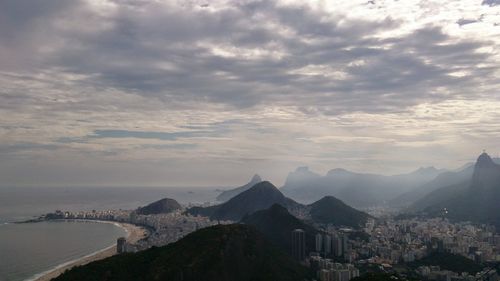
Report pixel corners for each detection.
[0,0,500,187]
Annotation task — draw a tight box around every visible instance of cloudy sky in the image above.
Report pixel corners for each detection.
[1,0,499,187]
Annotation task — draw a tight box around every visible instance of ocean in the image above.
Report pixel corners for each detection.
[0,186,220,281]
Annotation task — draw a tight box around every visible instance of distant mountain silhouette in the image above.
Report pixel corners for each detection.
[136,198,182,215]
[308,196,371,228]
[216,174,262,202]
[241,204,318,255]
[410,153,500,227]
[53,224,309,281]
[281,166,444,207]
[407,181,469,213]
[392,165,474,208]
[394,157,500,208]
[189,181,371,230]
[188,181,301,221]
[472,153,500,187]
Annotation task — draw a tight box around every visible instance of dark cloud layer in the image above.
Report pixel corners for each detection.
[483,0,500,6]
[1,0,497,113]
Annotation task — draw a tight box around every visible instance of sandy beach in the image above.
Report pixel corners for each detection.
[32,221,147,281]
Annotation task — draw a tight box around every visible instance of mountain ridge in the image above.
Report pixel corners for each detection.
[409,153,500,227]
[281,166,445,207]
[308,196,371,228]
[189,181,371,229]
[188,181,302,222]
[136,198,182,215]
[216,174,262,202]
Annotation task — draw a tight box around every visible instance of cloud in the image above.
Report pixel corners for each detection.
[4,0,497,112]
[90,130,210,141]
[457,18,479,26]
[482,0,500,6]
[0,0,500,186]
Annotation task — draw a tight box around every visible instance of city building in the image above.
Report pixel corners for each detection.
[116,237,126,254]
[324,234,332,256]
[316,233,323,253]
[292,229,306,262]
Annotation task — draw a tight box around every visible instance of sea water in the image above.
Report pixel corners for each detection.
[0,221,126,281]
[0,186,219,281]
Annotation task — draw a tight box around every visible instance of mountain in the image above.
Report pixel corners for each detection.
[136,198,182,215]
[283,166,322,190]
[308,196,371,228]
[188,181,301,221]
[410,153,500,227]
[281,166,444,207]
[472,153,500,187]
[391,165,474,208]
[216,174,262,202]
[241,204,319,255]
[53,224,309,281]
[394,156,500,208]
[189,181,370,230]
[407,181,469,213]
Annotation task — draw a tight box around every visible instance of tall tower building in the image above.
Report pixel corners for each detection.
[315,233,323,253]
[116,237,126,254]
[323,234,332,256]
[341,233,349,257]
[333,234,343,257]
[291,229,306,262]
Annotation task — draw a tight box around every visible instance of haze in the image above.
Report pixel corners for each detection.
[1,0,499,187]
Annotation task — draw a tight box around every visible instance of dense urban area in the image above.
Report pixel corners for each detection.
[40,204,500,281]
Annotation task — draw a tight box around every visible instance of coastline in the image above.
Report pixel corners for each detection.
[28,220,147,281]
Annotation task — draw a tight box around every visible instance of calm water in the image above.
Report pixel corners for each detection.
[0,186,220,281]
[0,221,126,281]
[0,186,219,223]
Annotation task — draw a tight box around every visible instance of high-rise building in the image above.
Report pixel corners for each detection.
[333,234,343,257]
[437,239,445,253]
[116,237,126,254]
[318,269,331,281]
[341,234,349,257]
[334,269,351,281]
[315,233,323,253]
[324,234,332,256]
[292,229,306,262]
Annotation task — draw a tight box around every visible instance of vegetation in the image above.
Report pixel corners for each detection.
[347,231,371,242]
[136,198,181,215]
[308,196,371,228]
[54,224,309,281]
[241,204,319,254]
[410,252,483,274]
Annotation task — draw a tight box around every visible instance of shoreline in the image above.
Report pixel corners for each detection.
[28,220,147,281]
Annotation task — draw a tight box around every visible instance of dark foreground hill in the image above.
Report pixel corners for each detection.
[53,224,309,281]
[308,196,371,228]
[241,204,319,255]
[216,174,262,202]
[188,181,301,221]
[136,198,182,215]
